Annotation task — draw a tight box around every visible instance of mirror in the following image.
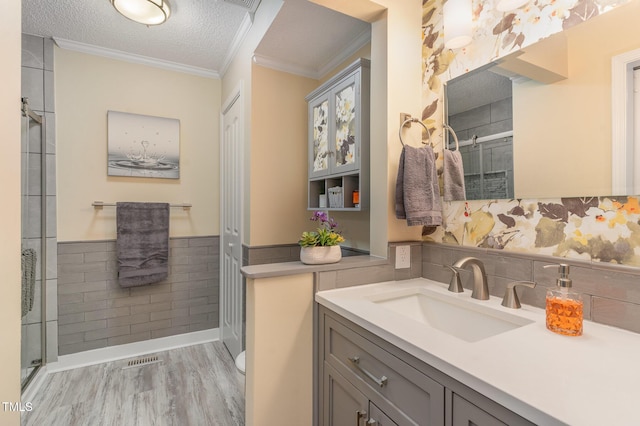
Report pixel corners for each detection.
[445,64,514,200]
[444,0,640,199]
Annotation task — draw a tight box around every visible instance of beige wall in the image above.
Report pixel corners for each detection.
[376,0,425,250]
[514,0,640,198]
[0,0,22,422]
[245,273,313,426]
[224,0,428,255]
[250,49,375,249]
[250,65,318,246]
[304,1,426,256]
[331,0,424,256]
[55,49,220,241]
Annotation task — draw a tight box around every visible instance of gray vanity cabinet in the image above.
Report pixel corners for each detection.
[451,394,506,426]
[317,306,536,426]
[324,360,421,426]
[323,362,369,425]
[319,310,445,425]
[306,58,370,211]
[369,401,397,426]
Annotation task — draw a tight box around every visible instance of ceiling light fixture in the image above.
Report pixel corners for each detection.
[443,0,472,50]
[110,0,171,26]
[496,0,529,12]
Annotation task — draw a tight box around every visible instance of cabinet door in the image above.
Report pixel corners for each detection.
[331,74,360,175]
[451,394,507,426]
[367,402,398,426]
[309,92,331,179]
[324,362,369,426]
[324,315,445,425]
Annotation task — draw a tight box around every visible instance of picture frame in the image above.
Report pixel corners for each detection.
[107,111,180,179]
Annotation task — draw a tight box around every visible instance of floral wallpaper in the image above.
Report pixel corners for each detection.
[421,0,640,266]
[312,99,328,173]
[428,196,640,266]
[335,84,356,167]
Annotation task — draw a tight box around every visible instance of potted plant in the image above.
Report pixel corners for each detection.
[298,211,345,264]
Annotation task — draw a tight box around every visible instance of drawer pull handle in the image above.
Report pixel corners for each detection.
[348,356,388,388]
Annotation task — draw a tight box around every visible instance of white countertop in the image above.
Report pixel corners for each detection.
[315,278,640,426]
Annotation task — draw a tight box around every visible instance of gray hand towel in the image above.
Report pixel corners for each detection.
[117,202,170,288]
[443,149,466,201]
[395,145,442,226]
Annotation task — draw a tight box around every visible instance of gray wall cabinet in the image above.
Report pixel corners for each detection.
[306,58,370,211]
[317,306,536,426]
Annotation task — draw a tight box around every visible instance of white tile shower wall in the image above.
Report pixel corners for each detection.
[22,34,58,363]
[57,236,219,355]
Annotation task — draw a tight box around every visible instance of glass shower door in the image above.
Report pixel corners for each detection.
[21,97,46,389]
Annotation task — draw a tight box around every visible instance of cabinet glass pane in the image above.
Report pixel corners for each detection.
[313,100,329,173]
[335,83,356,168]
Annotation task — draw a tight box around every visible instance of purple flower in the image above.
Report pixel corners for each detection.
[311,211,328,222]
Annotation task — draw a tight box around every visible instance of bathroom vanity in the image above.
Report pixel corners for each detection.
[318,306,534,426]
[242,257,640,426]
[316,279,640,426]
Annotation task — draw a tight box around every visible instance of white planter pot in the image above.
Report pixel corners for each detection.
[300,245,342,265]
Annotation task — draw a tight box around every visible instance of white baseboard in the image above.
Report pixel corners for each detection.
[47,328,219,373]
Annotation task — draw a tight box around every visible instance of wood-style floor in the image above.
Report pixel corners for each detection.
[22,341,245,426]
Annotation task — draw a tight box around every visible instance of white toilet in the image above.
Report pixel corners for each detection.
[235,351,245,375]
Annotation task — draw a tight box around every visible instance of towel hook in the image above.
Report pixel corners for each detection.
[399,117,433,147]
[443,123,460,151]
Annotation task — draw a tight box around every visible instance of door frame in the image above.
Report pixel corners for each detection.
[611,48,640,194]
[220,81,245,359]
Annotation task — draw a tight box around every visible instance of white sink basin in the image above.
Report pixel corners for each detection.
[369,287,534,343]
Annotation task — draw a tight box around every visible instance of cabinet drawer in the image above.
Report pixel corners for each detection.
[451,393,507,426]
[324,315,445,425]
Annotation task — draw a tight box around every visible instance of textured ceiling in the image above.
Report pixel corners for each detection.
[22,0,248,73]
[22,0,370,78]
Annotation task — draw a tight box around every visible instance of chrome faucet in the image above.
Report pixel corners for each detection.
[452,257,489,300]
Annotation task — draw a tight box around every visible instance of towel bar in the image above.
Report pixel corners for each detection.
[399,113,433,147]
[443,123,460,151]
[92,201,192,210]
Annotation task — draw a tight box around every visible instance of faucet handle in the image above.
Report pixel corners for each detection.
[444,265,464,293]
[501,281,536,309]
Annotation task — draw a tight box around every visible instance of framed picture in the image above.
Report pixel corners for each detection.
[107,111,180,179]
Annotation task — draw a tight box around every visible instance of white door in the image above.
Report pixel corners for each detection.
[220,86,244,360]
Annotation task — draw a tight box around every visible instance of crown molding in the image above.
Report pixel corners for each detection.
[219,12,254,77]
[53,38,220,79]
[252,28,371,80]
[316,28,371,79]
[252,54,319,79]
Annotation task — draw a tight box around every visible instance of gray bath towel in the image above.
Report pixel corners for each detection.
[443,149,466,201]
[395,145,442,226]
[21,248,36,318]
[117,202,170,288]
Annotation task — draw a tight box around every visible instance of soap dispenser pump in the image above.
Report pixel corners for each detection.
[544,264,583,336]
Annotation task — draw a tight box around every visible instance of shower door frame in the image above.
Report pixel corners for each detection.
[21,97,47,391]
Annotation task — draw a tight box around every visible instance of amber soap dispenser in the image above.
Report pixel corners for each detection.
[545,264,583,336]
